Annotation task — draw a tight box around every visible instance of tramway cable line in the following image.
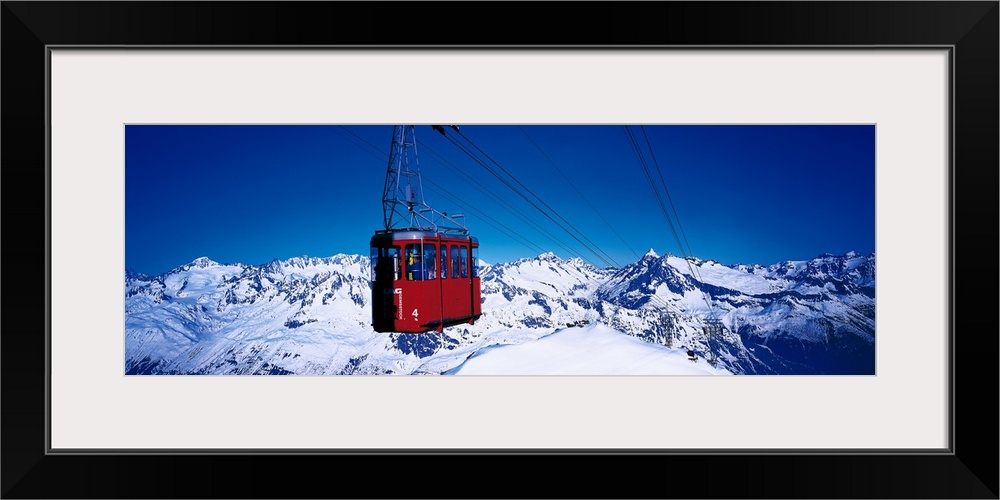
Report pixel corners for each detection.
[639,126,698,264]
[420,176,549,257]
[336,126,553,258]
[404,124,634,269]
[417,141,590,262]
[436,126,620,269]
[340,126,600,270]
[624,126,714,312]
[450,126,622,268]
[335,125,385,159]
[517,126,642,262]
[624,125,729,364]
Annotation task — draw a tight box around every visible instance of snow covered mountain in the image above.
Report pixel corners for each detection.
[125,251,875,375]
[594,250,875,374]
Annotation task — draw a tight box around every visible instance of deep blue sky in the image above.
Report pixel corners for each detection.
[125,124,875,276]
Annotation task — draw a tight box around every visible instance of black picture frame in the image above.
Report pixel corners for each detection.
[3,2,997,498]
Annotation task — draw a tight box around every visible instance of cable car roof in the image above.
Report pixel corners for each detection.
[371,230,478,244]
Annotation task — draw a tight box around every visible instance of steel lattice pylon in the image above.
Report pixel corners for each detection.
[380,125,467,235]
[702,317,726,365]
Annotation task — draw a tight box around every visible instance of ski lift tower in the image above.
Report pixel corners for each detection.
[702,318,726,365]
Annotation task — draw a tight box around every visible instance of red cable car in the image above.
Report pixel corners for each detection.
[369,125,482,334]
[370,231,481,333]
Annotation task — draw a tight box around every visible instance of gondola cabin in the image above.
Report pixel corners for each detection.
[370,230,482,333]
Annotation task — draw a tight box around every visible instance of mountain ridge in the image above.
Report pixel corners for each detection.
[125,251,875,375]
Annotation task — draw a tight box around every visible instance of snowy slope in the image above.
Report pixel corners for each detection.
[447,323,731,375]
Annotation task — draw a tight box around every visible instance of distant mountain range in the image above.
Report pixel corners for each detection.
[125,251,875,375]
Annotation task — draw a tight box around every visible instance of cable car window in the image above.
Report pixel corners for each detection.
[450,245,460,278]
[406,243,425,281]
[471,246,479,278]
[424,243,436,279]
[370,247,379,281]
[459,246,468,278]
[389,247,403,280]
[391,248,399,280]
[371,246,400,281]
[440,244,448,279]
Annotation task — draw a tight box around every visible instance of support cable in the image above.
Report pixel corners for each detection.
[337,125,568,260]
[442,128,619,268]
[419,141,588,261]
[518,126,642,262]
[623,126,716,316]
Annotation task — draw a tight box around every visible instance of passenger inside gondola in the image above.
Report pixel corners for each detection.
[406,245,422,280]
[406,243,438,280]
[424,244,436,279]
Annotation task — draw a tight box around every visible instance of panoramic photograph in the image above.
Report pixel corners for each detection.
[125,124,876,376]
